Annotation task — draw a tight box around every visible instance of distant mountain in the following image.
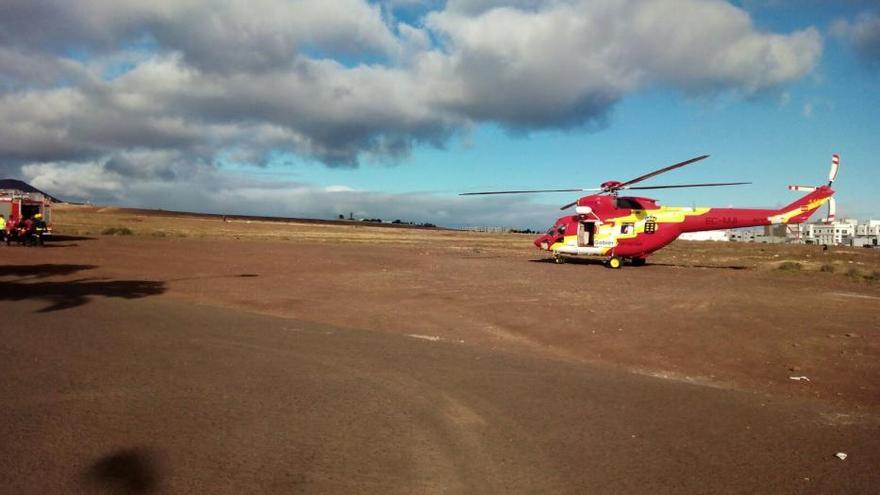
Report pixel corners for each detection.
[0,179,63,203]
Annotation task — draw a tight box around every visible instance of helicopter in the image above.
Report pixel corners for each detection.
[461,154,838,268]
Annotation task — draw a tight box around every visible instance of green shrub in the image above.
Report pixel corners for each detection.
[819,264,835,273]
[777,261,802,271]
[101,227,133,236]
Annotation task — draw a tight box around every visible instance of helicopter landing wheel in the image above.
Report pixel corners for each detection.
[553,252,565,264]
[607,256,622,269]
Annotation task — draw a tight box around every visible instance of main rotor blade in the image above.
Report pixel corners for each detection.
[460,188,599,196]
[614,155,710,190]
[625,181,750,190]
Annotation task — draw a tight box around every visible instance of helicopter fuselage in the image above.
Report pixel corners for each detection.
[534,186,833,261]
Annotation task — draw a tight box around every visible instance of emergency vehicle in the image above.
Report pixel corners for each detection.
[1,189,53,238]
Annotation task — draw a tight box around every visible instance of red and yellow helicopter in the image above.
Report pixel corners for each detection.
[462,154,839,268]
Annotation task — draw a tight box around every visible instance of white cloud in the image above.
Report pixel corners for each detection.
[802,102,813,117]
[22,159,560,228]
[425,0,820,128]
[324,185,358,192]
[800,98,834,119]
[0,0,400,73]
[832,11,880,68]
[23,161,127,201]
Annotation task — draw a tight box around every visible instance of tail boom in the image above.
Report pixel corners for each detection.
[679,186,834,233]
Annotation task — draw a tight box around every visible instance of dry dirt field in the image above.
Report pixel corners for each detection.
[2,204,879,494]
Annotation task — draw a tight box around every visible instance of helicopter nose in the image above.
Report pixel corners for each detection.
[534,235,550,250]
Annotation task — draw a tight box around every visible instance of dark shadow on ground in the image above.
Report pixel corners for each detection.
[38,243,82,248]
[1,235,93,249]
[529,257,607,267]
[0,278,166,312]
[647,262,750,270]
[0,264,97,279]
[529,258,750,270]
[47,234,96,242]
[3,243,79,249]
[0,265,255,312]
[165,273,260,283]
[83,447,162,495]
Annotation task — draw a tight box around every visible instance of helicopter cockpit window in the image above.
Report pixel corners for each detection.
[551,225,565,239]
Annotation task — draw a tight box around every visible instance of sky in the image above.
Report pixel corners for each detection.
[1,0,878,229]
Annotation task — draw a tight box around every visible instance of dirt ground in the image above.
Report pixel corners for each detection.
[45,204,880,407]
[1,204,879,493]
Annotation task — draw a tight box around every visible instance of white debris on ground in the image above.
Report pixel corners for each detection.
[407,334,442,342]
[835,452,848,461]
[789,376,811,381]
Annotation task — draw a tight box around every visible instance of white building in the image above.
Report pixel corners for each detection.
[679,230,730,241]
[856,220,880,237]
[728,230,759,242]
[854,219,880,247]
[777,218,880,247]
[800,218,857,245]
[786,223,812,243]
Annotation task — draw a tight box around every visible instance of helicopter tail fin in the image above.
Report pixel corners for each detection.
[775,154,840,224]
[770,186,834,224]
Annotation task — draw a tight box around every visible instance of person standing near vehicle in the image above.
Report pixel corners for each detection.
[19,216,34,246]
[32,213,47,246]
[0,215,6,244]
[4,215,16,245]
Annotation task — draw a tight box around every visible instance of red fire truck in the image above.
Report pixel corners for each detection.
[1,189,53,242]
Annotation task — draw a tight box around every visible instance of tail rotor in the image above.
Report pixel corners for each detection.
[828,153,840,186]
[825,196,836,222]
[787,154,839,223]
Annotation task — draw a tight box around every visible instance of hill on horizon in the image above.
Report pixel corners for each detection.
[0,179,63,203]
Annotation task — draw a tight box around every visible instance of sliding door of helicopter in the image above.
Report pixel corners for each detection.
[578,221,595,247]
